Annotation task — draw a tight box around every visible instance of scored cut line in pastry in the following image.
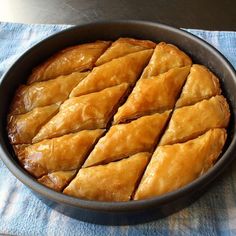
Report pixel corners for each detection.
[140,42,192,79]
[95,38,156,66]
[160,95,230,146]
[69,49,153,97]
[16,129,104,178]
[113,66,190,124]
[28,41,111,84]
[38,170,77,192]
[32,83,129,143]
[83,111,171,168]
[176,64,221,108]
[134,128,226,200]
[10,71,89,115]
[7,103,60,144]
[64,152,150,201]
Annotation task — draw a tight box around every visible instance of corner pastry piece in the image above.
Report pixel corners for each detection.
[64,152,150,201]
[32,83,129,143]
[95,38,156,66]
[38,170,76,192]
[113,66,190,124]
[176,64,221,108]
[10,72,89,115]
[160,95,230,145]
[141,42,192,79]
[69,49,153,97]
[16,129,104,178]
[134,129,226,200]
[28,41,110,84]
[8,104,59,144]
[83,111,170,167]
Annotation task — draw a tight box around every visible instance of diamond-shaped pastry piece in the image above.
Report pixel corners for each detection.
[32,83,129,143]
[69,49,153,97]
[10,72,89,115]
[8,104,59,144]
[38,170,77,192]
[176,64,221,108]
[95,38,156,66]
[160,95,230,145]
[113,66,190,124]
[83,111,170,167]
[140,42,192,79]
[17,129,104,178]
[28,41,111,84]
[134,128,226,200]
[64,152,150,201]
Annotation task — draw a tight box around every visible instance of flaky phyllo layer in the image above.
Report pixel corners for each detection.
[8,38,230,201]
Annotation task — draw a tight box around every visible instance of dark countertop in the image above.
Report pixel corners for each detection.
[0,0,236,30]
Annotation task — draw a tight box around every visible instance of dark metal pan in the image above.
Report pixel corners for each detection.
[0,20,235,225]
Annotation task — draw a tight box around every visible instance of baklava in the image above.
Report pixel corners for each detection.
[7,38,230,201]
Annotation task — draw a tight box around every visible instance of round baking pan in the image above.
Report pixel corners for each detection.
[0,21,235,225]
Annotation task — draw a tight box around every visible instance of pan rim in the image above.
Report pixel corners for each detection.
[0,20,236,212]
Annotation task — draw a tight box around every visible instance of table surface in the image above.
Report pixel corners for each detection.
[0,0,236,30]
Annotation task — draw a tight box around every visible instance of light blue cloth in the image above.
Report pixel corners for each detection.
[0,22,236,236]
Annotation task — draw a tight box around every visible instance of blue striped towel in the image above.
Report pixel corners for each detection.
[0,22,236,236]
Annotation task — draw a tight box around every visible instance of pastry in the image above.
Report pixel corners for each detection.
[69,49,153,97]
[134,129,226,200]
[176,64,221,108]
[28,41,111,84]
[83,111,170,167]
[8,104,59,144]
[113,66,190,124]
[38,170,77,192]
[7,38,230,201]
[64,153,150,201]
[95,38,156,66]
[10,72,88,115]
[140,42,192,79]
[17,129,104,178]
[160,95,230,145]
[32,83,129,143]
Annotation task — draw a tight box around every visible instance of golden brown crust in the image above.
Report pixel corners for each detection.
[13,144,29,161]
[38,170,76,192]
[28,41,111,84]
[113,66,190,124]
[10,72,89,115]
[134,129,226,200]
[83,111,170,167]
[95,38,156,66]
[19,129,104,178]
[64,153,150,201]
[32,83,129,143]
[7,104,59,144]
[140,42,192,79]
[160,95,230,145]
[9,85,28,115]
[176,64,221,108]
[115,38,156,48]
[70,49,153,97]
